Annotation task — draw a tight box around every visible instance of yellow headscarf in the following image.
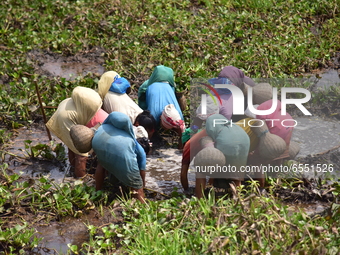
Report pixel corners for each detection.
[46,86,102,155]
[97,71,120,100]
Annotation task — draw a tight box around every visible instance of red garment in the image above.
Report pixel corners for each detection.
[256,99,295,143]
[86,108,109,128]
[182,129,208,165]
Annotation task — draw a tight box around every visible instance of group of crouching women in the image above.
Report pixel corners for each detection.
[46,65,299,203]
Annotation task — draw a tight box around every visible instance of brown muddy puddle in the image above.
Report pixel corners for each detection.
[40,61,105,81]
[146,148,195,194]
[33,218,88,254]
[28,49,106,81]
[286,202,330,216]
[31,207,122,254]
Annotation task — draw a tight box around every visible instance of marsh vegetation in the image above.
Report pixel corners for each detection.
[1,0,340,254]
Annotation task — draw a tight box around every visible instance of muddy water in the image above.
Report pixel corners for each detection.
[28,49,106,81]
[291,115,340,179]
[146,148,196,194]
[314,69,340,91]
[286,202,330,217]
[2,115,339,254]
[41,61,105,81]
[292,116,340,159]
[3,126,70,183]
[31,209,120,254]
[33,218,88,254]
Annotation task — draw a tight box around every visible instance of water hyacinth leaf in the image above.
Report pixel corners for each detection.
[42,184,52,190]
[68,244,79,254]
[53,193,64,201]
[9,174,19,182]
[24,140,33,147]
[37,176,47,184]
[0,0,340,254]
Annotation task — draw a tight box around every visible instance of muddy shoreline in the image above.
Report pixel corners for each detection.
[1,108,339,254]
[1,50,339,253]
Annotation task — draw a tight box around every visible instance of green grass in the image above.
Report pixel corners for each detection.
[82,186,340,255]
[0,161,339,254]
[1,0,340,254]
[0,163,108,253]
[1,0,340,124]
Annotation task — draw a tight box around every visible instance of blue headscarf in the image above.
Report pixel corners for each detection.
[109,77,131,94]
[208,77,232,95]
[102,111,135,140]
[92,111,146,189]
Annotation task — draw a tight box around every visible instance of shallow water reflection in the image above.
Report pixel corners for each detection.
[146,148,195,194]
[1,119,338,254]
[33,218,88,254]
[286,202,330,216]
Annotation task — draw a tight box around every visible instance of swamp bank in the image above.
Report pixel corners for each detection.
[1,0,340,253]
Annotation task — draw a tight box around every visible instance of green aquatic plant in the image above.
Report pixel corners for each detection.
[0,164,104,217]
[1,0,340,253]
[1,0,339,124]
[0,223,41,254]
[26,176,103,217]
[78,182,339,254]
[20,140,66,161]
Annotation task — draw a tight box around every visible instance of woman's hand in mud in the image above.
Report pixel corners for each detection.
[131,187,146,204]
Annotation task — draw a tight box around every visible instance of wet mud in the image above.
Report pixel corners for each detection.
[3,126,340,253]
[1,50,339,253]
[25,49,150,88]
[27,49,106,81]
[25,205,122,254]
[1,114,339,253]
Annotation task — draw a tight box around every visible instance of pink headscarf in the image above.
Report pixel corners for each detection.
[256,99,295,143]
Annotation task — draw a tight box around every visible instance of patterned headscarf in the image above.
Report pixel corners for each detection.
[161,104,186,132]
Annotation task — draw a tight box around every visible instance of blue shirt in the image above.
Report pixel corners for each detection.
[146,82,184,125]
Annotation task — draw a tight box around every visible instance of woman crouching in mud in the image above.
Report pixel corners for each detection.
[92,112,150,203]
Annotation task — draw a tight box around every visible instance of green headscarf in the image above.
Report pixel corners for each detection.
[146,65,175,87]
[206,114,250,179]
[206,114,250,155]
[138,65,176,109]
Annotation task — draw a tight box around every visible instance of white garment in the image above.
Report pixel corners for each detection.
[103,91,143,124]
[196,95,219,120]
[133,126,148,139]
